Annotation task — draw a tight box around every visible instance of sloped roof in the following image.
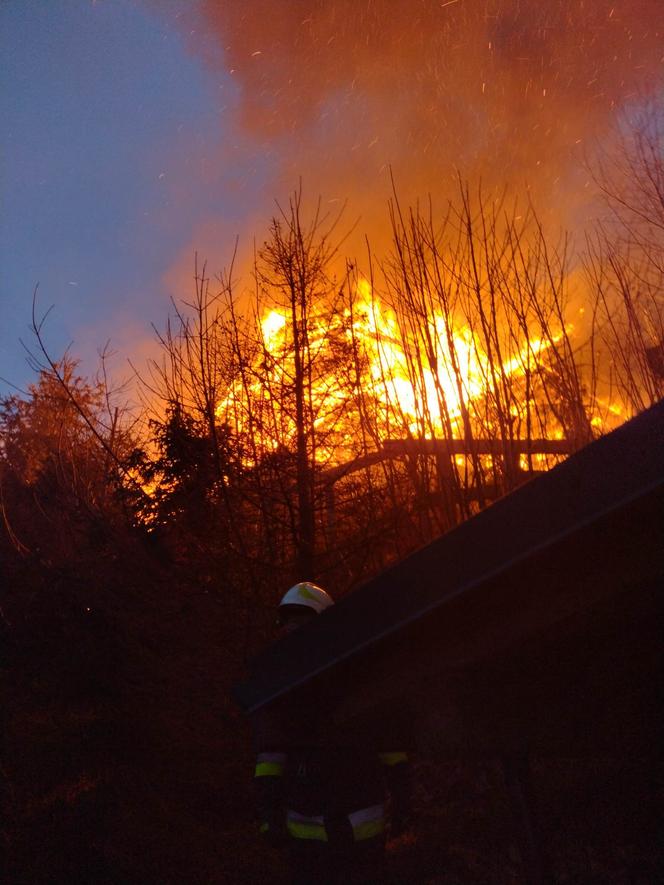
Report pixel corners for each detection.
[235,401,664,723]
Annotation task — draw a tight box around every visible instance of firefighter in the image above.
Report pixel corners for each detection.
[251,582,411,885]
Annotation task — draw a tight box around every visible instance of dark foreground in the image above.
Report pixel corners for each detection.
[3,556,661,884]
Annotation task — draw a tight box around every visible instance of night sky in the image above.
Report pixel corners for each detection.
[2,0,661,396]
[1,0,269,394]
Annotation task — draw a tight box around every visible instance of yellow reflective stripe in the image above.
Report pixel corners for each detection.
[254,761,284,777]
[287,821,328,841]
[352,818,385,841]
[349,803,385,841]
[379,751,408,766]
[287,810,328,842]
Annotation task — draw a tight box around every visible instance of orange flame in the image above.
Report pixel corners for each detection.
[216,278,623,466]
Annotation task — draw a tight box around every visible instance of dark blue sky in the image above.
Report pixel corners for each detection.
[1,0,270,395]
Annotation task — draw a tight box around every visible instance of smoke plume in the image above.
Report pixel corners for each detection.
[187,0,662,241]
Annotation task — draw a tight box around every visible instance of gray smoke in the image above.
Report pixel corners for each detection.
[184,0,663,243]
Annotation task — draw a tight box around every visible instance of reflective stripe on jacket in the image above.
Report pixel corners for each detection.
[285,802,385,843]
[348,803,386,841]
[255,751,287,778]
[286,809,328,841]
[253,747,407,838]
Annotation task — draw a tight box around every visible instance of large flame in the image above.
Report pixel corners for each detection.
[347,279,484,436]
[216,277,623,467]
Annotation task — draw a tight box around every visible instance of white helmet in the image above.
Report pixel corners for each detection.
[278,581,334,615]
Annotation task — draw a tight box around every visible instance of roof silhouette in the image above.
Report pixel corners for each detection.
[235,400,663,752]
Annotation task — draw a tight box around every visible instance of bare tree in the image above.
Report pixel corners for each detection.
[585,101,664,412]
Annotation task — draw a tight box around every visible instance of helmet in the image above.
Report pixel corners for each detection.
[278,582,334,616]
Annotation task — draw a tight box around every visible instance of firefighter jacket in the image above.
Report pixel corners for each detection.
[251,689,411,845]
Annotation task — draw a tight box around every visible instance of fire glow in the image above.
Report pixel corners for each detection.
[216,277,603,468]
